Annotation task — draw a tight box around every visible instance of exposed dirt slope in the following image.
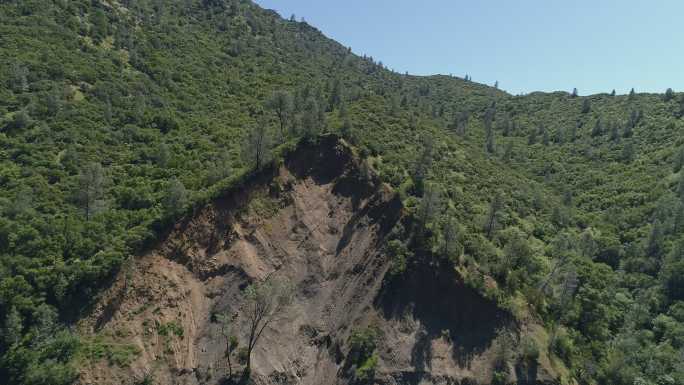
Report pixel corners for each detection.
[78,137,561,385]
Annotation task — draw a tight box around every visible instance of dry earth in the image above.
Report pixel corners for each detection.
[78,137,562,385]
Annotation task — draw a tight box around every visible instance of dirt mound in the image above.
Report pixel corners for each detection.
[78,137,561,385]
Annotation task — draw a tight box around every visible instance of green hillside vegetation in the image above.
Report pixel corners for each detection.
[2,1,684,384]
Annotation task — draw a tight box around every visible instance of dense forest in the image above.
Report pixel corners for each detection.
[2,0,684,384]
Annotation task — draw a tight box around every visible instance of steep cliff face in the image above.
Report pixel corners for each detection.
[78,137,560,385]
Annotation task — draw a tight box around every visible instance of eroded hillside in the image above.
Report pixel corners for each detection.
[77,138,559,385]
[8,1,684,383]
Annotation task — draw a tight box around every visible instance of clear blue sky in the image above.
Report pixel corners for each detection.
[254,0,684,96]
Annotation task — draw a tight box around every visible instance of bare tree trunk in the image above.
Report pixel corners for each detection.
[486,212,496,239]
[277,110,285,138]
[226,342,232,378]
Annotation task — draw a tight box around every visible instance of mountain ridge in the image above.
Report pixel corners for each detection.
[1,1,684,384]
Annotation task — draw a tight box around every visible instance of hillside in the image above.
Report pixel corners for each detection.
[1,1,684,385]
[79,136,563,385]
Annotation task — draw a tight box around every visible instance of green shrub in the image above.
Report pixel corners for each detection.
[491,370,508,385]
[237,347,250,365]
[348,327,381,382]
[157,321,184,337]
[355,354,378,381]
[386,239,410,275]
[134,372,155,385]
[551,332,575,364]
[348,327,379,363]
[79,337,140,368]
[520,336,539,364]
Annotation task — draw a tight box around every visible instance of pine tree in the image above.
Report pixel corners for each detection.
[558,269,579,310]
[484,193,503,239]
[631,109,642,126]
[571,88,578,98]
[457,111,469,136]
[32,303,57,342]
[316,96,327,132]
[390,94,401,117]
[581,99,591,114]
[328,78,343,111]
[207,148,233,184]
[417,185,441,231]
[76,162,105,221]
[629,88,636,100]
[622,141,635,163]
[9,63,29,93]
[449,112,460,133]
[502,140,514,161]
[528,127,538,145]
[155,143,171,168]
[674,147,684,172]
[412,135,434,196]
[678,173,684,202]
[500,115,511,136]
[339,117,355,143]
[551,206,565,227]
[532,189,544,211]
[164,177,188,216]
[541,126,550,146]
[266,90,293,138]
[2,307,22,347]
[301,97,322,138]
[6,110,31,132]
[441,216,461,262]
[570,122,579,142]
[400,94,409,107]
[486,101,497,121]
[554,127,565,144]
[339,100,347,120]
[678,95,684,119]
[562,190,573,206]
[646,220,665,258]
[624,110,639,138]
[6,186,32,219]
[665,88,675,102]
[242,118,272,169]
[579,230,597,259]
[610,122,620,142]
[103,99,113,124]
[90,8,109,43]
[675,204,684,234]
[591,117,603,137]
[484,109,495,154]
[486,129,496,154]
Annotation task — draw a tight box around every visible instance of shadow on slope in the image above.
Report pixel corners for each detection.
[379,264,511,371]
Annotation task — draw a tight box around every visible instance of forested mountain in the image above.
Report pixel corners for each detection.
[2,1,684,384]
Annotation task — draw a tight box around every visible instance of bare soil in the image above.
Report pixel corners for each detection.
[78,137,561,385]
